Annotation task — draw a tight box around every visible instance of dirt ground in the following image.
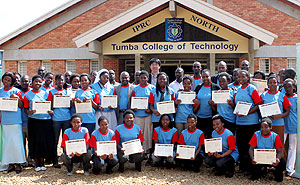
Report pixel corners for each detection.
[1,161,300,185]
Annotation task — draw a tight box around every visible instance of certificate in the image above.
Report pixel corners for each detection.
[233,101,252,116]
[157,101,175,114]
[65,139,87,155]
[204,138,222,153]
[101,95,117,108]
[212,90,230,104]
[122,139,143,156]
[154,144,174,157]
[176,145,195,159]
[259,102,281,118]
[75,100,92,113]
[32,101,51,114]
[254,149,276,165]
[96,141,117,156]
[0,98,18,111]
[67,89,78,99]
[131,97,148,109]
[178,91,195,104]
[252,79,267,94]
[53,95,71,108]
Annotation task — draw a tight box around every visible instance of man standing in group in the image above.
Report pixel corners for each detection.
[37,66,46,80]
[211,61,230,85]
[169,67,184,93]
[114,71,134,124]
[133,71,141,86]
[241,60,250,72]
[109,70,120,86]
[191,61,202,90]
[148,58,161,86]
[64,71,72,88]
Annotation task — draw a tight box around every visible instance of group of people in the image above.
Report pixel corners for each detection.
[0,58,297,182]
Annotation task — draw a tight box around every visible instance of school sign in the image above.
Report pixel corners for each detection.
[102,6,249,55]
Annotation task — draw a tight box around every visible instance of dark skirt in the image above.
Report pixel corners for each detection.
[28,118,55,160]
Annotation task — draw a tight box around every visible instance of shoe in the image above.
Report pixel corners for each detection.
[145,158,152,166]
[118,163,124,173]
[84,171,90,176]
[215,170,223,176]
[67,172,73,176]
[105,166,113,174]
[53,163,61,168]
[225,170,234,178]
[250,175,259,181]
[274,173,283,182]
[15,165,22,174]
[40,166,47,171]
[35,167,42,172]
[135,162,142,172]
[7,165,15,173]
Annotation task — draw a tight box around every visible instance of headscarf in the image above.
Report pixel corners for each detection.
[94,69,109,84]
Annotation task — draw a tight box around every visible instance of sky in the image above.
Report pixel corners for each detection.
[0,0,70,39]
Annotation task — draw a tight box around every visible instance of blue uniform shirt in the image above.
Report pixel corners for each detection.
[212,129,239,162]
[132,83,154,117]
[91,82,114,112]
[152,126,178,144]
[75,88,100,123]
[196,85,212,118]
[217,88,236,123]
[0,87,22,125]
[175,90,195,123]
[48,88,71,121]
[24,89,51,120]
[285,93,297,134]
[261,90,291,126]
[234,84,261,125]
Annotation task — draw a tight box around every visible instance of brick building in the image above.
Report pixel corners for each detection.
[0,0,299,82]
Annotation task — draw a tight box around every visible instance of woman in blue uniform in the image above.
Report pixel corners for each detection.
[0,72,26,173]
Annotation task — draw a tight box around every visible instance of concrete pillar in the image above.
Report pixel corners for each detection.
[135,53,141,72]
[249,38,259,74]
[98,54,104,70]
[209,53,216,75]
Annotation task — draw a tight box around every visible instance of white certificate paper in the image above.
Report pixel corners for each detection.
[176,145,196,159]
[67,89,78,99]
[75,100,92,113]
[252,79,267,94]
[65,139,87,155]
[157,101,175,114]
[178,91,195,104]
[53,95,71,108]
[32,101,51,114]
[212,90,230,104]
[204,138,222,153]
[122,139,143,156]
[259,102,281,118]
[233,101,252,116]
[131,97,148,109]
[101,95,117,108]
[154,144,174,157]
[0,98,18,111]
[96,141,117,156]
[254,149,276,165]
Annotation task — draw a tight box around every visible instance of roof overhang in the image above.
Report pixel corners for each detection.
[0,0,82,46]
[73,0,278,48]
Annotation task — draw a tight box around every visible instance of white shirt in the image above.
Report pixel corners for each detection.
[169,80,183,93]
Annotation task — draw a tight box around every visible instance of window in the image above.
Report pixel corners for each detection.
[42,60,51,72]
[90,60,98,72]
[66,61,76,73]
[18,61,27,75]
[259,58,270,74]
[288,58,296,70]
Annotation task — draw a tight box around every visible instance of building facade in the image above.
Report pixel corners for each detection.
[0,0,299,82]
